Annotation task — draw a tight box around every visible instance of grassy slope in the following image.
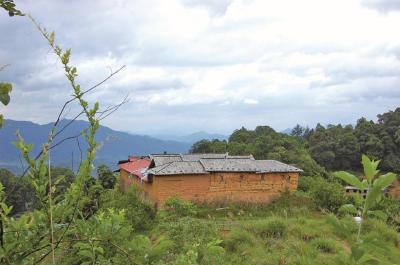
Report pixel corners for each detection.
[151,195,400,265]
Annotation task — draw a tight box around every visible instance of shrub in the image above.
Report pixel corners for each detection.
[267,190,316,215]
[99,186,155,231]
[246,218,287,239]
[164,196,198,218]
[363,219,400,247]
[338,204,358,216]
[371,196,400,226]
[310,238,339,253]
[344,193,364,208]
[297,176,316,192]
[309,177,346,212]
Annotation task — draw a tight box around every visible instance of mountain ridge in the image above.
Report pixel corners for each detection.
[0,119,192,174]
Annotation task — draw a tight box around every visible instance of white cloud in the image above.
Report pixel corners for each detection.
[243,98,259,105]
[1,0,399,134]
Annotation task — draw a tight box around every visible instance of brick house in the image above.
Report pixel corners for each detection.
[119,153,302,206]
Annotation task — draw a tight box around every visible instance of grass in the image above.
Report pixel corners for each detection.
[149,194,400,264]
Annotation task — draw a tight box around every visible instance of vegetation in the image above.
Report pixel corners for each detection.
[190,108,400,176]
[0,2,399,264]
[191,126,327,176]
[334,155,396,241]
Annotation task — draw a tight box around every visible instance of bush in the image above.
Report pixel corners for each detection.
[267,190,316,216]
[308,177,346,212]
[371,196,400,226]
[311,238,339,253]
[297,176,316,192]
[99,186,155,231]
[363,219,400,247]
[246,218,287,239]
[163,196,198,218]
[338,204,358,216]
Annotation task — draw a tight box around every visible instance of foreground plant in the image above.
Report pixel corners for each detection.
[0,11,127,264]
[333,154,396,241]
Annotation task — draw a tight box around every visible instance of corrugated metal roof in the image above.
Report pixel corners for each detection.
[119,157,151,179]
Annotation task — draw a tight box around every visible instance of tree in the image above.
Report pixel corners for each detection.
[97,164,116,189]
[0,168,34,214]
[291,124,304,137]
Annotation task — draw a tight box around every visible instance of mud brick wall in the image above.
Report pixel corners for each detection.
[151,172,299,206]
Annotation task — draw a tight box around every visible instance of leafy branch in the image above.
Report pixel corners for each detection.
[333,154,396,242]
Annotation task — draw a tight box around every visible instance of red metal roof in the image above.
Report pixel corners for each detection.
[119,156,151,179]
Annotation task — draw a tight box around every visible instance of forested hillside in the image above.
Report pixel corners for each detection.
[191,108,400,175]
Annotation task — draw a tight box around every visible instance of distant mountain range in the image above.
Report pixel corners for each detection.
[1,119,222,174]
[153,131,228,143]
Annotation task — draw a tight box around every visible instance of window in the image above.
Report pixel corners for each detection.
[261,175,265,181]
[219,175,224,182]
[240,175,244,181]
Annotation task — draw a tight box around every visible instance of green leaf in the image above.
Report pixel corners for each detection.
[373,172,396,189]
[364,184,383,211]
[361,154,380,183]
[0,82,12,105]
[338,204,358,215]
[333,171,363,189]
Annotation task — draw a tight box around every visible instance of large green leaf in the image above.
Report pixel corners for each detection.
[333,171,363,189]
[373,172,396,189]
[364,184,383,211]
[361,154,380,183]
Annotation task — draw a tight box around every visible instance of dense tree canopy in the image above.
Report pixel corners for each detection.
[307,108,400,173]
[191,108,400,175]
[191,125,327,177]
[97,164,116,189]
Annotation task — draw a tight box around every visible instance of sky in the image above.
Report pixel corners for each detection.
[0,0,400,136]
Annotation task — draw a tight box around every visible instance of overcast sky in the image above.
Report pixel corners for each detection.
[1,0,399,135]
